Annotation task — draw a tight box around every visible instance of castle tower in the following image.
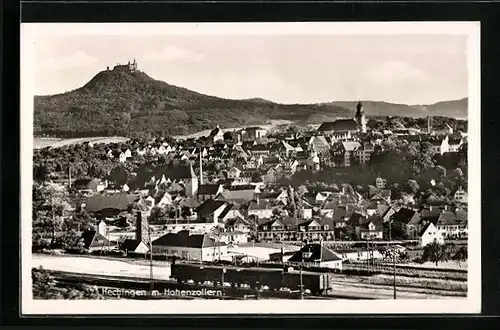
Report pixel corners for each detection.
[355,101,367,133]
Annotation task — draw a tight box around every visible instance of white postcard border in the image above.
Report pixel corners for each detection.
[21,21,481,315]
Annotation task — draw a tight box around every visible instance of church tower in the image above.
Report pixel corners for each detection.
[355,101,367,133]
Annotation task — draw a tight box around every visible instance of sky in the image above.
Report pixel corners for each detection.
[32,32,468,105]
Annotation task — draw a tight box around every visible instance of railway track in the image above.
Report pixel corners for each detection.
[46,270,381,300]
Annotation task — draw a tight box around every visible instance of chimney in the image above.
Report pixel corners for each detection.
[136,212,142,241]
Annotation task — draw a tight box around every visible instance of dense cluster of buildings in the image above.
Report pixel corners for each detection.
[44,102,468,265]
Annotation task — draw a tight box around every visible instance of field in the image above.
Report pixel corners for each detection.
[33,136,130,149]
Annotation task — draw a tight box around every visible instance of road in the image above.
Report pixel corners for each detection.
[32,254,171,280]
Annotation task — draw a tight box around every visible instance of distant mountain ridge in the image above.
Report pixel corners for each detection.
[322,98,467,119]
[34,66,467,138]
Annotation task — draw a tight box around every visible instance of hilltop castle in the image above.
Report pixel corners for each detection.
[107,59,138,73]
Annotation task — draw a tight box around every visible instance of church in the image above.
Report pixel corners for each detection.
[317,101,367,138]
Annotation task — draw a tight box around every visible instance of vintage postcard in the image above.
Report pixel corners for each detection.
[21,22,481,314]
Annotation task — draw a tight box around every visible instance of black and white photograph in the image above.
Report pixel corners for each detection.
[21,22,481,314]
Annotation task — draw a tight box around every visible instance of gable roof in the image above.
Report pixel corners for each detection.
[419,221,435,237]
[194,199,228,216]
[225,216,250,227]
[85,194,139,213]
[288,243,343,263]
[198,184,222,195]
[218,189,256,202]
[73,179,98,188]
[392,207,419,224]
[81,230,109,249]
[152,230,224,248]
[341,141,361,151]
[120,239,148,252]
[318,119,357,132]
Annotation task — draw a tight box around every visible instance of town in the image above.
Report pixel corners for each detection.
[32,92,469,300]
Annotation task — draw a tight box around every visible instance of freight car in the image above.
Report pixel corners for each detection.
[170,263,332,296]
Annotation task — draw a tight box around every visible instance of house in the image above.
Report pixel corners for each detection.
[120,239,150,253]
[432,123,454,136]
[436,210,468,239]
[224,216,252,233]
[269,250,299,263]
[216,231,248,245]
[354,141,374,165]
[419,222,444,247]
[357,215,384,240]
[217,185,260,202]
[244,126,267,140]
[370,190,391,204]
[152,230,228,262]
[287,244,343,270]
[315,192,328,204]
[247,200,274,219]
[429,135,450,155]
[80,230,110,251]
[194,199,230,225]
[198,184,224,201]
[391,207,421,239]
[308,136,331,155]
[335,247,386,262]
[320,201,337,219]
[447,137,463,152]
[249,144,271,157]
[454,188,468,204]
[154,191,173,208]
[280,141,297,157]
[341,141,361,167]
[227,167,242,179]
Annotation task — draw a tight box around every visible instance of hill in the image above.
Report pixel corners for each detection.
[325,98,467,119]
[33,68,351,138]
[34,67,467,139]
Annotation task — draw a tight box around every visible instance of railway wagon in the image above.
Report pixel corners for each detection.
[171,263,331,295]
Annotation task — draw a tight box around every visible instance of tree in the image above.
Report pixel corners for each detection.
[435,165,447,178]
[452,246,468,266]
[71,210,94,232]
[403,179,420,195]
[58,229,86,251]
[33,182,73,246]
[32,267,57,299]
[422,242,449,266]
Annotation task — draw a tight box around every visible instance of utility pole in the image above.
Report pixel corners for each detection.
[221,268,226,297]
[393,248,397,299]
[299,263,303,300]
[148,227,154,295]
